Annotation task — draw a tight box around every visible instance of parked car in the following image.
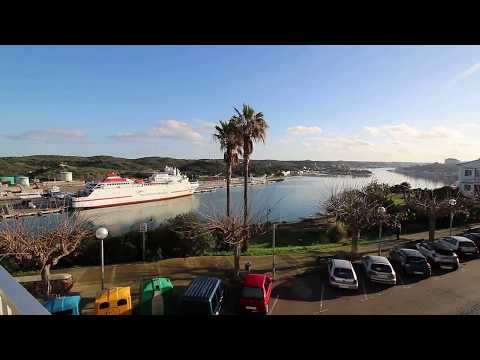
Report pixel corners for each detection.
[239,273,273,314]
[43,295,81,315]
[180,276,224,315]
[361,255,396,285]
[389,247,431,277]
[95,287,132,315]
[463,226,480,234]
[438,236,479,258]
[461,232,480,249]
[139,277,174,315]
[327,258,358,290]
[415,241,459,270]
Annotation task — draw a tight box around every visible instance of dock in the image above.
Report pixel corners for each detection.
[1,207,69,220]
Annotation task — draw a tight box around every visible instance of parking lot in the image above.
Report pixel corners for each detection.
[268,256,480,315]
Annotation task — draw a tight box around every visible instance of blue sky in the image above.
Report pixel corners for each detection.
[1,45,479,162]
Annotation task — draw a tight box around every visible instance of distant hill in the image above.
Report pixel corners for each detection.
[0,155,421,181]
[393,162,459,184]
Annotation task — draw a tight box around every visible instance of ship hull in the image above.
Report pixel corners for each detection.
[71,189,196,209]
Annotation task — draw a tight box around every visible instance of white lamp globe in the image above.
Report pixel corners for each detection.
[449,199,457,207]
[378,206,386,215]
[96,227,109,240]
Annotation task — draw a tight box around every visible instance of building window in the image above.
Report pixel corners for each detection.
[475,169,480,177]
[465,169,473,177]
[464,184,472,191]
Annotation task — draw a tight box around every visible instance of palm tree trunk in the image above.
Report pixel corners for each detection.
[41,263,51,301]
[242,155,249,252]
[226,162,231,217]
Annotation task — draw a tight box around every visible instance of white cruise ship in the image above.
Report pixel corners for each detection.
[71,166,199,209]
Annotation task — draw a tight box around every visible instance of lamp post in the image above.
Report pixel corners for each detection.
[95,226,109,291]
[449,198,457,236]
[377,207,386,256]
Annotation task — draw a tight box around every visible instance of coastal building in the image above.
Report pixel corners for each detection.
[445,158,460,165]
[281,170,290,177]
[457,159,480,199]
[0,176,15,185]
[59,171,73,182]
[15,176,30,187]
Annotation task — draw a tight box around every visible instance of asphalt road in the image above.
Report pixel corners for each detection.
[269,256,480,315]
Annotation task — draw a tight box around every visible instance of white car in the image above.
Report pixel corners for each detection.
[327,258,358,290]
[361,255,396,285]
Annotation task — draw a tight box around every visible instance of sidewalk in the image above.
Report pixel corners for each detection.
[54,222,478,314]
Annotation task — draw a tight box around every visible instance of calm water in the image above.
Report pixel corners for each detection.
[77,168,446,236]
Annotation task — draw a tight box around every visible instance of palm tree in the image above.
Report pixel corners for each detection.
[234,104,268,251]
[213,118,242,217]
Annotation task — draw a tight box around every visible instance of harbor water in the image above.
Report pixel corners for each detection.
[76,168,446,236]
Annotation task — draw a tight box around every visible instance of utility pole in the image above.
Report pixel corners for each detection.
[140,222,148,262]
[272,223,276,280]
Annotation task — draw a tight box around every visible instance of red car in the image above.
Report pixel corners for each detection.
[239,273,273,314]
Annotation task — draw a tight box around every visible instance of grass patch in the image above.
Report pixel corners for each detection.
[390,194,406,206]
[204,237,377,256]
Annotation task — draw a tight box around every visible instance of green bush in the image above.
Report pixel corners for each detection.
[326,222,347,243]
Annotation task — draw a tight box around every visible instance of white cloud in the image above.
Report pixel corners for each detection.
[279,121,479,162]
[287,125,322,136]
[5,128,86,142]
[363,123,464,141]
[195,120,217,133]
[111,120,202,142]
[364,126,381,137]
[451,62,480,84]
[305,136,372,149]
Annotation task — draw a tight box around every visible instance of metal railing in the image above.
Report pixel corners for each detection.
[0,266,50,315]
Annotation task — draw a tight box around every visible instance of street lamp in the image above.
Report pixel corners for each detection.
[448,199,457,236]
[377,206,387,256]
[95,226,109,291]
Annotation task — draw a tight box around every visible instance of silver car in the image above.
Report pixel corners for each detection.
[361,255,396,285]
[327,259,358,290]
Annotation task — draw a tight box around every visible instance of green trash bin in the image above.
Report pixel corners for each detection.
[140,277,174,315]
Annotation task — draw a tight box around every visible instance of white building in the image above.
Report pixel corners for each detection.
[281,170,290,177]
[445,158,460,165]
[59,171,73,182]
[457,159,480,199]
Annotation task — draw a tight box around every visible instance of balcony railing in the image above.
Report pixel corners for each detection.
[0,266,50,315]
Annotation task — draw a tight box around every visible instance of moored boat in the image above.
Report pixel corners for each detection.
[71,166,199,209]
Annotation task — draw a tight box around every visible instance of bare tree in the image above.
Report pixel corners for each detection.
[408,187,467,241]
[0,212,94,299]
[177,203,271,277]
[323,182,394,253]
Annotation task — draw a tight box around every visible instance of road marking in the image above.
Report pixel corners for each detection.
[268,295,280,315]
[320,283,325,311]
[361,279,368,302]
[315,285,328,315]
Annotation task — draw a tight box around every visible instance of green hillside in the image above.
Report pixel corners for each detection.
[0,155,419,181]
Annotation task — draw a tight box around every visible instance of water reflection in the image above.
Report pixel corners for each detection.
[195,168,447,224]
[80,195,200,237]
[8,168,446,237]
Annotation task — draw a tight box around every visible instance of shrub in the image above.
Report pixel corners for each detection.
[326,222,347,243]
